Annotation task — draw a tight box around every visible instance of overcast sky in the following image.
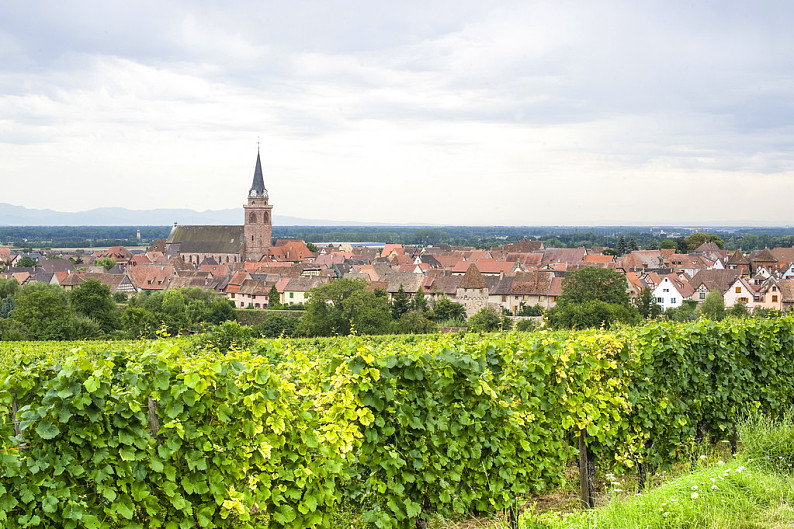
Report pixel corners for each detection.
[1,1,793,225]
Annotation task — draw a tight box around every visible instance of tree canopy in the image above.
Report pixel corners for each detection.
[68,279,120,333]
[685,232,725,252]
[547,267,638,329]
[557,267,631,308]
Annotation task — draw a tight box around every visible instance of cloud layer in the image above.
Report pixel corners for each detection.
[1,1,793,225]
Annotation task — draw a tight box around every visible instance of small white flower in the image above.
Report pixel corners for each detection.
[735,466,745,473]
[717,460,724,466]
[691,492,699,499]
[711,485,718,490]
[663,512,670,517]
[691,485,698,490]
[748,458,754,462]
[699,455,707,460]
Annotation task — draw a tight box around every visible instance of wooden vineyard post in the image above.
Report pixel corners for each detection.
[579,432,595,509]
[638,460,647,493]
[731,421,738,456]
[12,393,24,440]
[637,439,653,493]
[148,397,161,443]
[414,495,429,529]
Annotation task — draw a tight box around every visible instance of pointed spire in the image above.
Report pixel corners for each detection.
[459,263,487,289]
[249,146,267,197]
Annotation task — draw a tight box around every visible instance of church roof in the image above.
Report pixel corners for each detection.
[250,151,267,197]
[166,225,244,254]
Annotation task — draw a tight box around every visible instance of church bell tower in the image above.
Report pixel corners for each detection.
[243,148,273,262]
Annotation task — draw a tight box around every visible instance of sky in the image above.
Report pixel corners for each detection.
[1,1,793,225]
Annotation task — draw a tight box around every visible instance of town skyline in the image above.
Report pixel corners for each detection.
[2,1,793,225]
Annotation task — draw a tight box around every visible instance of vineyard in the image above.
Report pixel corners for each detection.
[2,317,794,528]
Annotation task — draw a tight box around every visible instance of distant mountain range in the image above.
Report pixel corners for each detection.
[0,203,376,226]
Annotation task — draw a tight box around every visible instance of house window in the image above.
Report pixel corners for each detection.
[657,297,664,303]
[735,287,742,293]
[663,288,669,293]
[772,295,778,302]
[671,298,677,304]
[699,293,705,299]
[290,293,294,298]
[773,286,778,291]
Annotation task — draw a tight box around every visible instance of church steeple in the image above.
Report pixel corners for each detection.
[249,148,268,199]
[244,145,273,261]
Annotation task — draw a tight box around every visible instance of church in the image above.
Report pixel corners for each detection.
[165,150,273,265]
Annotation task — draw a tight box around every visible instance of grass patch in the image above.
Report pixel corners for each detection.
[739,410,794,475]
[521,459,794,529]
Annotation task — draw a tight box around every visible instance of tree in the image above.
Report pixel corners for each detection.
[727,301,749,318]
[160,290,189,334]
[306,241,319,253]
[68,279,120,333]
[699,291,725,321]
[268,284,281,309]
[665,300,698,322]
[412,287,428,313]
[556,267,631,307]
[660,239,678,250]
[207,298,235,325]
[518,304,543,316]
[546,267,639,329]
[255,314,298,338]
[627,237,638,251]
[17,256,37,268]
[547,300,640,329]
[467,307,502,332]
[0,297,14,319]
[0,278,19,300]
[637,288,661,319]
[11,283,75,340]
[430,297,466,322]
[394,310,438,334]
[298,278,391,336]
[391,285,411,320]
[615,235,627,256]
[344,289,393,335]
[94,256,117,271]
[121,307,160,339]
[0,318,26,340]
[685,232,725,252]
[515,319,538,332]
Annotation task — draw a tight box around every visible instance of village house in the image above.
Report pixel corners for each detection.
[754,278,783,311]
[652,274,694,311]
[723,275,757,310]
